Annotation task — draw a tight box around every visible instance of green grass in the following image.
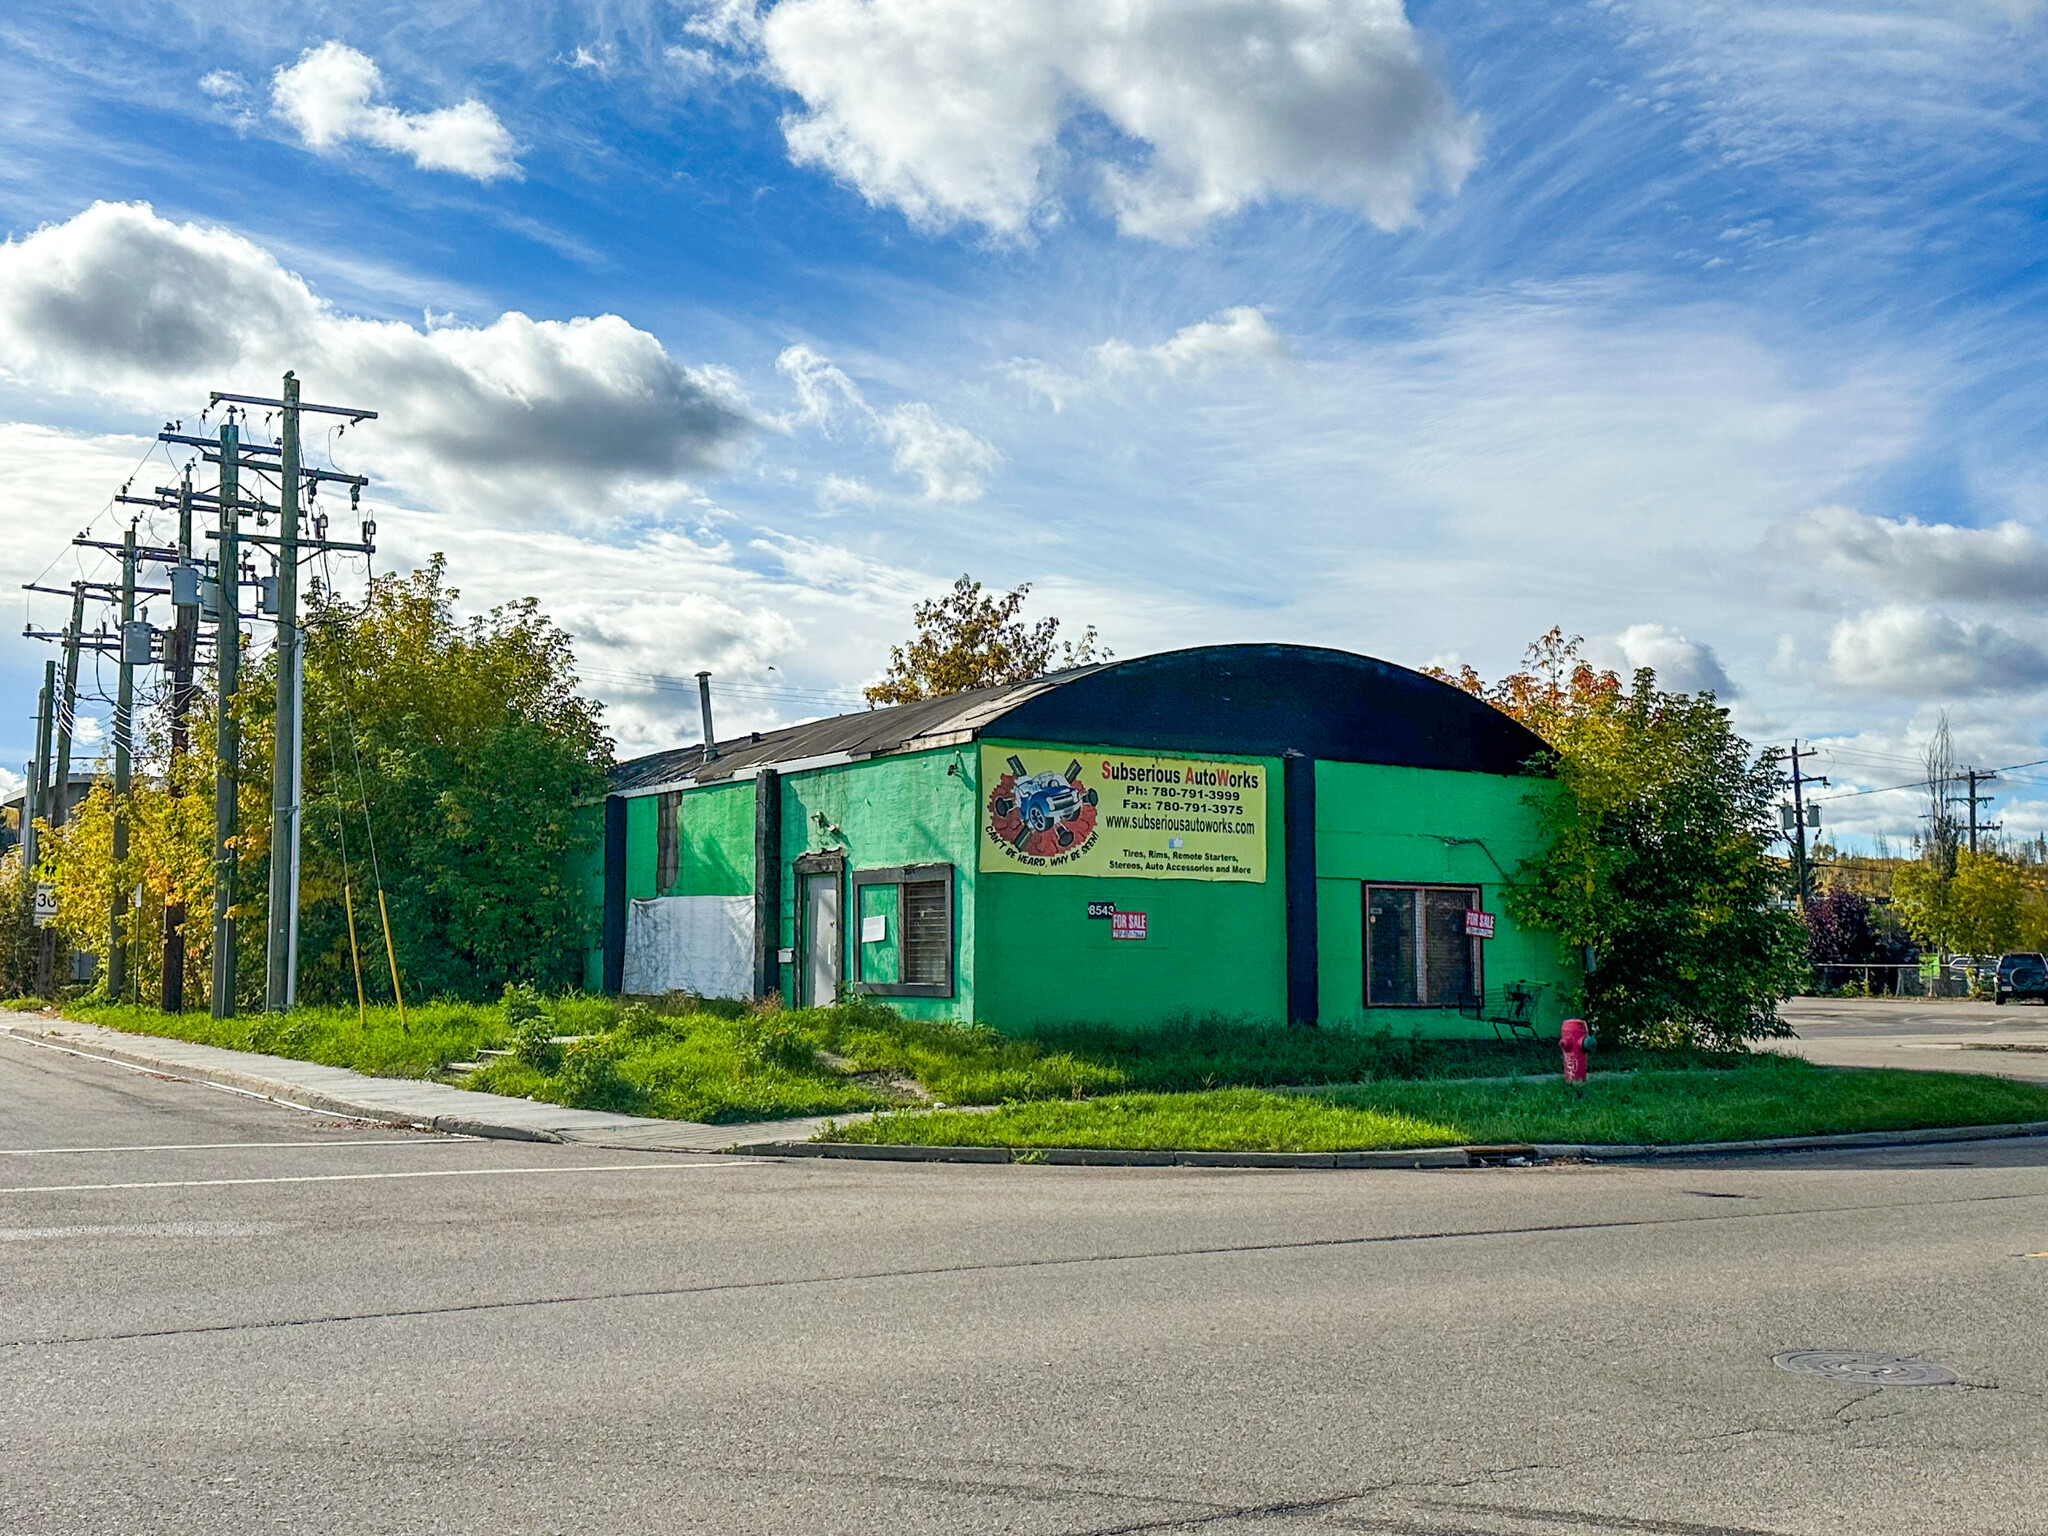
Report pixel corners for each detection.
[50,993,899,1124]
[55,997,509,1079]
[38,994,2003,1144]
[819,1057,2048,1152]
[822,1014,1715,1103]
[35,994,1668,1123]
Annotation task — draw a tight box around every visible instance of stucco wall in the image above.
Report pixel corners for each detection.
[1313,760,1572,1037]
[973,740,1287,1030]
[666,781,754,896]
[776,747,980,1020]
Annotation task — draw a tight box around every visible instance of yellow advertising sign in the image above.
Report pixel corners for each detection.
[978,745,1267,882]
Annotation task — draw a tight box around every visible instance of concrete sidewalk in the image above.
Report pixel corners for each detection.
[0,1012,856,1152]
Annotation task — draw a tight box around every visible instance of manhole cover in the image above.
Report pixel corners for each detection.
[1773,1350,1958,1386]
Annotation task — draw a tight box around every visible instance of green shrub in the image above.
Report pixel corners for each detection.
[552,1036,640,1113]
[735,1012,820,1071]
[510,1013,562,1072]
[503,982,549,1028]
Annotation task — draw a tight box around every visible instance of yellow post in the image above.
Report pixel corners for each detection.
[342,882,368,1027]
[376,887,407,1032]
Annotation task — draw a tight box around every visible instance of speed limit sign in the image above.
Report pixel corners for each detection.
[32,883,57,928]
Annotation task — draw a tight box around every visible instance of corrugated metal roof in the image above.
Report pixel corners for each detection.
[607,644,1552,795]
[608,667,1103,794]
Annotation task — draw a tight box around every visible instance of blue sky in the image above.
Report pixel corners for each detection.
[5,0,2048,845]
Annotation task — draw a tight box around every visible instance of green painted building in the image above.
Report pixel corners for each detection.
[581,645,1575,1037]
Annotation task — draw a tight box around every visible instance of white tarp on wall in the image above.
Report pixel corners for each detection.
[623,895,754,999]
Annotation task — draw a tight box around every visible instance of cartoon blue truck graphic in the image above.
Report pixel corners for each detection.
[1003,756,1093,846]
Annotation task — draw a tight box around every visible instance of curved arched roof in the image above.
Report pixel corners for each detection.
[611,643,1549,794]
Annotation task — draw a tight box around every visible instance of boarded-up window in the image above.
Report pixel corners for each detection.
[849,864,954,997]
[902,880,950,986]
[656,792,680,893]
[1366,885,1478,1007]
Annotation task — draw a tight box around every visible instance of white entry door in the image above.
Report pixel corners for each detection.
[802,872,842,1007]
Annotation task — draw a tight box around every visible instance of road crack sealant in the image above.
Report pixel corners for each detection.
[1051,1385,1973,1536]
[9,1185,2045,1353]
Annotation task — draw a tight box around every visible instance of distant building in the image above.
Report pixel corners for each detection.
[575,645,1573,1036]
[1,774,98,858]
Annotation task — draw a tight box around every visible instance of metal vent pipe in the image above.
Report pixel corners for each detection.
[696,671,718,761]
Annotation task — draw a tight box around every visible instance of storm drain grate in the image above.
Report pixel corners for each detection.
[1773,1350,1958,1387]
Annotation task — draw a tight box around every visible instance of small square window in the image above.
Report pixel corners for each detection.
[1366,884,1479,1007]
[850,865,955,997]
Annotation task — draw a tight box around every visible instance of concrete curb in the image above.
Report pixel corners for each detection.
[733,1120,2048,1170]
[13,1015,2046,1170]
[737,1141,1492,1169]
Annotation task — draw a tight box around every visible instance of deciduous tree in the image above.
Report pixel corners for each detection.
[864,576,1104,705]
[1437,632,1807,1047]
[277,558,613,1003]
[28,557,612,1008]
[1893,850,2026,956]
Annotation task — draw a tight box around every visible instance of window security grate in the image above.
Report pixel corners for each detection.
[901,880,950,985]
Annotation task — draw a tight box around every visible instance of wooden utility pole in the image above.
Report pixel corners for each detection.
[212,418,242,1018]
[160,473,201,1011]
[1786,741,1828,911]
[1958,768,2001,856]
[28,659,54,996]
[52,583,83,830]
[108,525,137,1000]
[26,660,53,871]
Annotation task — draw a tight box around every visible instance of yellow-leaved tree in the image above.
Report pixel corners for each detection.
[36,738,222,1006]
[1892,851,2034,956]
[864,576,1105,706]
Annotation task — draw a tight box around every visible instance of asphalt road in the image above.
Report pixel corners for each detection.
[1776,996,2048,1085]
[4,1031,2046,1536]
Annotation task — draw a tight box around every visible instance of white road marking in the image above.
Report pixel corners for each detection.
[1,1162,738,1195]
[0,1140,474,1156]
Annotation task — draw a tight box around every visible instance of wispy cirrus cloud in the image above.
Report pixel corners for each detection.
[775,343,1000,502]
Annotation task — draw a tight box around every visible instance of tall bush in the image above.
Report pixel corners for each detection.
[1437,631,1807,1047]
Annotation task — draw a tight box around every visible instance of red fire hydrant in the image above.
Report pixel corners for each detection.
[1560,1018,1591,1084]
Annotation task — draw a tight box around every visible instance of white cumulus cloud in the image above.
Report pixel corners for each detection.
[1587,623,1739,697]
[270,42,520,181]
[1096,307,1289,376]
[1824,605,2048,698]
[1783,504,2048,607]
[753,0,1477,238]
[0,202,751,522]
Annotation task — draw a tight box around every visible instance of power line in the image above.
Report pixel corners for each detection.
[1812,755,2048,805]
[577,666,864,708]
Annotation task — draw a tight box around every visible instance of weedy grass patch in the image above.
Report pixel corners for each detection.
[61,997,506,1079]
[42,992,1815,1129]
[821,1057,2048,1152]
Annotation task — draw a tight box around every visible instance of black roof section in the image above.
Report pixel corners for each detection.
[609,644,1549,794]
